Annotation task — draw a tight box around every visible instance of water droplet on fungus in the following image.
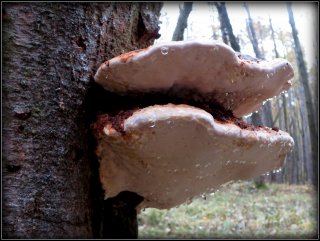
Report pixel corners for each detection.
[161,46,169,55]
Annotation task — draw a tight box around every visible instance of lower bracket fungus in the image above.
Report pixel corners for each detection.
[92,41,294,210]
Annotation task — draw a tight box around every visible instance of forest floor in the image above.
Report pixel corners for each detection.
[138,181,317,239]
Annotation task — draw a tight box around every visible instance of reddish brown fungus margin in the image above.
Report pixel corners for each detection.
[91,105,263,136]
[118,48,148,63]
[91,85,273,136]
[91,109,137,135]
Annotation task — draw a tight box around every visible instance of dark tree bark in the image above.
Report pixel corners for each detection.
[102,191,144,239]
[215,3,229,45]
[287,2,318,188]
[2,2,162,238]
[214,2,240,51]
[172,2,193,41]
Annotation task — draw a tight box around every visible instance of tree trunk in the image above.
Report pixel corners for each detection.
[276,97,284,183]
[288,90,299,184]
[215,3,229,45]
[172,2,193,41]
[287,2,318,188]
[269,17,279,58]
[243,4,278,131]
[2,2,162,238]
[243,3,263,59]
[298,84,313,183]
[243,3,265,130]
[214,2,240,51]
[257,21,266,58]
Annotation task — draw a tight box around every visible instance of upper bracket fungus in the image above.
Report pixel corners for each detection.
[94,41,293,117]
[93,41,294,209]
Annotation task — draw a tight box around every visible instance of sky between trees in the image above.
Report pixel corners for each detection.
[156,2,317,71]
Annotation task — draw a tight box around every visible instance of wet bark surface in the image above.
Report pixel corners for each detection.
[2,2,161,238]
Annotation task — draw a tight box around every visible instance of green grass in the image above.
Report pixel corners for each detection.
[138,181,317,239]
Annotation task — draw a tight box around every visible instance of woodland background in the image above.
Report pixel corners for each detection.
[139,3,318,238]
[158,2,318,187]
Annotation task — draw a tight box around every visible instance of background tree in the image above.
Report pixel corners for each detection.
[243,3,279,187]
[287,2,318,188]
[243,3,263,59]
[137,3,317,236]
[214,2,240,51]
[203,2,316,185]
[243,3,267,127]
[243,4,265,127]
[2,2,162,238]
[172,2,193,41]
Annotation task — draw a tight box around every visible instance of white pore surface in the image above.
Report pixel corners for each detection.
[94,41,294,117]
[97,105,294,209]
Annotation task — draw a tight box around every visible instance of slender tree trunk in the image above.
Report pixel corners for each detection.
[281,95,289,132]
[243,3,263,59]
[257,21,266,58]
[172,2,193,41]
[288,90,298,184]
[270,18,291,181]
[215,2,229,45]
[250,111,268,186]
[219,16,229,45]
[276,97,285,183]
[298,85,313,183]
[262,102,274,127]
[281,93,290,183]
[255,19,274,132]
[287,2,318,188]
[244,3,278,185]
[243,3,265,128]
[273,36,289,136]
[214,2,240,51]
[295,97,306,184]
[209,7,219,41]
[2,2,162,238]
[269,17,279,58]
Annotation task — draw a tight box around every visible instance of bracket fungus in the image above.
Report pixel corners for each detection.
[93,41,294,209]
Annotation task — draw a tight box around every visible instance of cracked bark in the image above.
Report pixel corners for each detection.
[2,2,162,238]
